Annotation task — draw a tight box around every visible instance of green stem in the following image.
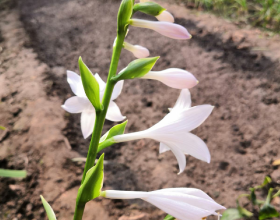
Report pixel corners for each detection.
[73,31,126,220]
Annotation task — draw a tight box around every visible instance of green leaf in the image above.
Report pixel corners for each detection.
[221,208,243,220]
[238,206,253,217]
[112,57,159,81]
[255,176,271,189]
[133,2,165,16]
[77,154,104,204]
[250,188,257,205]
[40,195,57,220]
[78,57,102,111]
[118,0,133,32]
[163,214,175,220]
[0,126,6,130]
[98,120,128,152]
[0,169,27,178]
[259,204,279,220]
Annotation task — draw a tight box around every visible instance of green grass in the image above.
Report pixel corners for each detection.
[178,0,280,32]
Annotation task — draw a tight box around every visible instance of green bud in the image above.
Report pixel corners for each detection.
[78,57,102,111]
[112,56,159,81]
[118,0,133,32]
[76,154,104,204]
[133,2,165,16]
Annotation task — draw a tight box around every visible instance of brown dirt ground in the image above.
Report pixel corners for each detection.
[1,0,280,219]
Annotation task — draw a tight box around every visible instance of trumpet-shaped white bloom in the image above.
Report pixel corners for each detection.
[123,41,150,58]
[114,89,213,173]
[156,11,175,23]
[130,19,191,40]
[142,68,198,89]
[62,71,125,139]
[101,188,225,220]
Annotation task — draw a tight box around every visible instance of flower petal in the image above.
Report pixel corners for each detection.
[156,11,175,23]
[170,147,186,174]
[130,19,191,40]
[106,101,126,122]
[145,196,214,220]
[159,142,170,154]
[67,70,85,97]
[111,80,124,100]
[61,96,88,113]
[151,105,214,133]
[81,106,96,139]
[94,73,106,92]
[172,89,192,112]
[143,69,198,89]
[158,133,211,163]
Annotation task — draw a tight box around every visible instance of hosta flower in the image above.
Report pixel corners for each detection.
[114,89,213,173]
[123,41,150,58]
[130,19,191,40]
[62,71,125,139]
[142,68,198,89]
[156,10,175,23]
[101,188,225,220]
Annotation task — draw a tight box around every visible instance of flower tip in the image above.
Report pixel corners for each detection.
[196,80,199,84]
[189,34,192,39]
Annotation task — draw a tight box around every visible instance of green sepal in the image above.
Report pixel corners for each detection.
[112,57,159,81]
[0,169,27,178]
[118,0,133,32]
[78,57,102,111]
[133,2,165,16]
[40,195,57,220]
[220,208,243,220]
[76,154,104,204]
[98,120,128,152]
[163,214,175,220]
[250,188,257,205]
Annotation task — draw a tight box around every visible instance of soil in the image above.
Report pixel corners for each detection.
[1,0,280,220]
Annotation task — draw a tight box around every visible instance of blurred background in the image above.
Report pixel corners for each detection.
[0,0,280,219]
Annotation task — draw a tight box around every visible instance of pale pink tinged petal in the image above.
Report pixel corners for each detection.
[130,19,191,40]
[170,147,186,174]
[156,188,217,202]
[61,96,88,113]
[94,73,106,92]
[67,70,85,97]
[145,197,213,220]
[111,80,124,100]
[81,107,96,139]
[160,133,211,163]
[149,192,225,211]
[153,105,214,133]
[106,101,126,122]
[131,45,150,58]
[123,42,150,58]
[172,89,192,112]
[143,69,198,89]
[156,11,175,23]
[159,142,171,154]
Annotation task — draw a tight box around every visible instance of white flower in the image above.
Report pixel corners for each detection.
[114,89,213,173]
[142,68,198,89]
[62,71,125,139]
[156,11,175,23]
[123,41,150,58]
[101,188,225,220]
[130,19,191,40]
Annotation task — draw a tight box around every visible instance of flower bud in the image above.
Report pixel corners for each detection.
[118,0,133,32]
[142,68,198,89]
[156,10,174,23]
[130,19,191,40]
[123,41,150,58]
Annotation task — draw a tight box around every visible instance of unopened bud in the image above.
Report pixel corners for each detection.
[123,42,150,58]
[156,10,174,23]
